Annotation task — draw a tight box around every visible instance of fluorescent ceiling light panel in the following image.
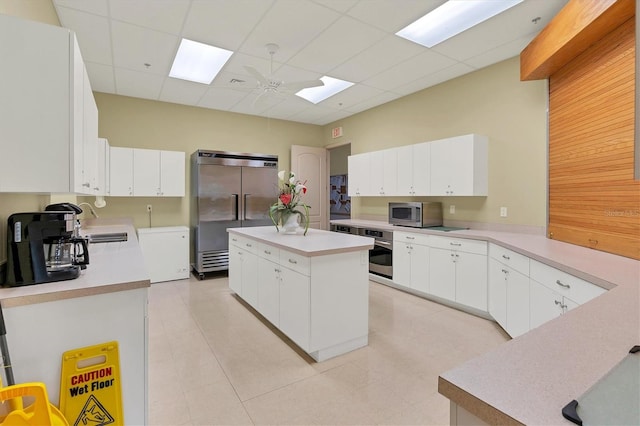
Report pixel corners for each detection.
[396,0,524,48]
[296,76,354,104]
[169,38,233,84]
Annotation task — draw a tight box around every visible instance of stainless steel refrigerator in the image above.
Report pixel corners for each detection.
[191,150,278,278]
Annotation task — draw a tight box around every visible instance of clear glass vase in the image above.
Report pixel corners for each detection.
[281,212,299,234]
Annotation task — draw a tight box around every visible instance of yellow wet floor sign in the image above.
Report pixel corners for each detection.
[59,342,123,426]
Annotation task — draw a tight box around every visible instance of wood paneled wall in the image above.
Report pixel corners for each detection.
[548,17,639,259]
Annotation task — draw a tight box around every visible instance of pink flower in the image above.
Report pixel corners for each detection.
[279,193,292,206]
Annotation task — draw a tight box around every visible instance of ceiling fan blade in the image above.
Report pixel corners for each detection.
[244,66,268,86]
[282,79,324,93]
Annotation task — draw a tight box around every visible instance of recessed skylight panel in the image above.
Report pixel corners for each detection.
[169,38,233,84]
[396,0,524,48]
[296,76,354,104]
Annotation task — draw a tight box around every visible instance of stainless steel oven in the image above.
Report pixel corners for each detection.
[359,228,393,279]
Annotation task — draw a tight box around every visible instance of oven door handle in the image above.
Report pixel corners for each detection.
[375,240,392,247]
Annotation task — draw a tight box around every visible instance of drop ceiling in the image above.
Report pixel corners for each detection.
[52,0,568,126]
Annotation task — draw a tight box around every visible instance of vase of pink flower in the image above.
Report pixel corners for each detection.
[269,170,310,235]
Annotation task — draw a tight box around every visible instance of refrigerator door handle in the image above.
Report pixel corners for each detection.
[233,194,239,221]
[243,194,250,220]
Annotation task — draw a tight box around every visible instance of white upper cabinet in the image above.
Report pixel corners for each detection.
[430,134,488,196]
[0,15,97,193]
[110,147,185,197]
[348,134,487,197]
[396,142,431,196]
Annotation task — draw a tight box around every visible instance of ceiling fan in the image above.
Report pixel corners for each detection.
[244,43,324,108]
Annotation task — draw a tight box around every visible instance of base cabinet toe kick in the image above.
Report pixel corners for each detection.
[228,228,372,361]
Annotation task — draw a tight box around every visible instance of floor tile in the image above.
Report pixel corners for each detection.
[147,275,509,425]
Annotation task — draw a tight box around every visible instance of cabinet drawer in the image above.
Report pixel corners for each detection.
[530,260,606,305]
[393,231,429,246]
[229,235,258,254]
[258,243,279,261]
[280,249,310,276]
[489,244,529,276]
[429,236,487,255]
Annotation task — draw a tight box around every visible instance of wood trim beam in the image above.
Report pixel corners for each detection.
[520,0,635,81]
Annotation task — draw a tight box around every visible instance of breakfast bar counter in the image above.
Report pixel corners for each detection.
[227,226,374,361]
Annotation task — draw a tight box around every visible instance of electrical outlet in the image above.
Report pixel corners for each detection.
[146,204,152,212]
[449,205,455,214]
[500,207,507,217]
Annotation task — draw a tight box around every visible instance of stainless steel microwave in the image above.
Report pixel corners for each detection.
[388,202,443,228]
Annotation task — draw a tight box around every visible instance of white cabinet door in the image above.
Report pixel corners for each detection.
[412,142,431,195]
[228,243,242,295]
[133,149,161,196]
[79,66,99,195]
[488,258,508,330]
[430,134,488,196]
[410,243,430,293]
[393,243,412,287]
[258,257,280,327]
[241,250,259,310]
[96,138,109,196]
[455,251,487,311]
[348,153,369,196]
[529,279,563,330]
[279,266,310,351]
[369,149,397,196]
[505,268,530,337]
[109,147,134,196]
[396,145,413,196]
[160,150,185,196]
[429,247,456,302]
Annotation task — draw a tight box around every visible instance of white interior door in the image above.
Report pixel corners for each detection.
[291,145,328,230]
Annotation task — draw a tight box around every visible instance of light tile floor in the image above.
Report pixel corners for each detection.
[148,275,509,425]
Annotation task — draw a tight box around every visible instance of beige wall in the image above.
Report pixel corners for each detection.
[321,57,548,228]
[329,144,350,176]
[86,94,325,229]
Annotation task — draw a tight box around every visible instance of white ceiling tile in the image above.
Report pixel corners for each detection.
[111,20,179,75]
[344,91,404,114]
[393,63,476,96]
[56,7,112,65]
[329,35,424,83]
[53,0,108,16]
[317,84,385,110]
[347,0,444,32]
[198,87,250,110]
[109,0,190,35]
[463,36,533,70]
[114,67,164,99]
[240,0,340,62]
[159,77,209,106]
[183,0,274,51]
[288,15,387,74]
[85,61,116,93]
[311,0,358,13]
[364,50,457,91]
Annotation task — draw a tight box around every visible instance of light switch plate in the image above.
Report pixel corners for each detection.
[500,207,508,217]
[450,205,455,214]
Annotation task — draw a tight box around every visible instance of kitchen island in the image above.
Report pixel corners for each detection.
[227,226,374,361]
[0,218,149,425]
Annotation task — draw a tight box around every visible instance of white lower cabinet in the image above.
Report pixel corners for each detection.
[529,279,574,329]
[429,236,488,311]
[488,244,530,338]
[228,236,258,309]
[279,265,311,350]
[393,232,429,293]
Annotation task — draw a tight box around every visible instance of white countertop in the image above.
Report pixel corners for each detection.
[0,219,150,308]
[228,226,374,256]
[331,218,640,425]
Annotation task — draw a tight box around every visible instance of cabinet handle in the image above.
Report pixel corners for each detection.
[232,238,237,242]
[501,269,508,274]
[450,242,461,246]
[556,280,570,289]
[82,182,90,188]
[406,236,415,240]
[264,250,271,255]
[554,299,562,306]
[274,268,280,273]
[246,243,252,247]
[502,254,510,260]
[288,259,297,264]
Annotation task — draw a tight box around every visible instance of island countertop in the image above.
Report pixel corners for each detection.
[227,226,374,256]
[0,218,150,308]
[331,218,640,425]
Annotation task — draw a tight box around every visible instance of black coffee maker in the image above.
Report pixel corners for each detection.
[4,209,90,287]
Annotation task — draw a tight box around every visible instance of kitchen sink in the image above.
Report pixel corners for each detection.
[86,232,128,243]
